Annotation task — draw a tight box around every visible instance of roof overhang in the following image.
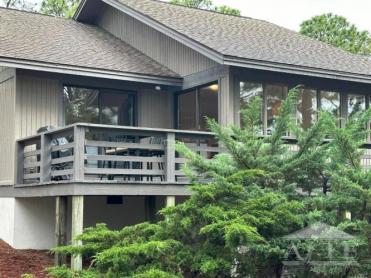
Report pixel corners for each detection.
[74,0,371,85]
[224,56,371,84]
[0,57,183,86]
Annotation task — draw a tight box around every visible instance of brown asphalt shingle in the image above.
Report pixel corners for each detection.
[0,7,180,78]
[117,0,371,77]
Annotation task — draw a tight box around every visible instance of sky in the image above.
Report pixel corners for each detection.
[213,0,371,32]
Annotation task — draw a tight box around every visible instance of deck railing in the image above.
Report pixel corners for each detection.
[15,123,371,186]
[15,123,222,185]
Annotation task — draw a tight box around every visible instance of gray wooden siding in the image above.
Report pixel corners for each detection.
[137,89,172,128]
[0,68,16,185]
[96,4,218,76]
[15,74,63,139]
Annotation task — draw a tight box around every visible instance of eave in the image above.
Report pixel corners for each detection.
[0,57,183,86]
[74,0,371,85]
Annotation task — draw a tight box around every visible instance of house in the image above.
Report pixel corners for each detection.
[1,0,371,270]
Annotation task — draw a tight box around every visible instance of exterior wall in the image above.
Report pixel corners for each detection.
[0,67,16,185]
[137,89,173,128]
[15,74,63,139]
[13,197,55,249]
[0,198,15,245]
[96,4,218,76]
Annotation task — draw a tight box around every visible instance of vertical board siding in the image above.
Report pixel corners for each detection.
[0,70,15,184]
[138,89,172,128]
[96,5,218,76]
[16,75,62,139]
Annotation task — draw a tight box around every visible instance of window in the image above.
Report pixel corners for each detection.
[178,90,197,130]
[177,84,218,131]
[199,84,219,130]
[348,94,366,117]
[296,88,317,130]
[240,82,263,130]
[64,87,99,125]
[265,84,287,134]
[319,91,340,117]
[64,86,135,126]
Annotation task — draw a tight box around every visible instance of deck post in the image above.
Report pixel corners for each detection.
[40,134,52,182]
[165,132,175,183]
[71,195,84,271]
[73,126,85,182]
[55,196,68,266]
[14,141,24,184]
[165,196,176,207]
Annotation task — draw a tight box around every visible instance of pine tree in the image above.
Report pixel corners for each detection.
[49,88,371,277]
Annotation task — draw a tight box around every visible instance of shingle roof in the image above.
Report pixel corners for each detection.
[0,7,180,79]
[115,0,371,77]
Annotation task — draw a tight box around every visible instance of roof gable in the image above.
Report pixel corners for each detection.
[76,0,371,83]
[0,7,181,85]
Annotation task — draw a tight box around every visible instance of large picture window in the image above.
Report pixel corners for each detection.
[63,86,135,126]
[177,83,218,131]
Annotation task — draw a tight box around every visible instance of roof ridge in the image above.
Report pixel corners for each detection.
[151,0,273,23]
[0,6,71,21]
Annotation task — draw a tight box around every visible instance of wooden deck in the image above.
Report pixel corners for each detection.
[15,123,221,186]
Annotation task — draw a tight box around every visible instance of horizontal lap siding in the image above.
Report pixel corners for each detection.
[0,68,16,184]
[16,75,63,139]
[96,5,217,76]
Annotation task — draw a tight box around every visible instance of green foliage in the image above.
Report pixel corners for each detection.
[170,0,240,15]
[40,0,79,18]
[49,88,371,277]
[300,13,371,55]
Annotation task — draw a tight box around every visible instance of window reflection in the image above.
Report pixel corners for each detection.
[64,87,99,125]
[320,91,340,118]
[297,88,317,129]
[348,94,365,117]
[240,82,263,129]
[100,91,134,126]
[266,84,287,134]
[64,86,135,126]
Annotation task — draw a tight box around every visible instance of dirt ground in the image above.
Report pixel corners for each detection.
[0,240,53,278]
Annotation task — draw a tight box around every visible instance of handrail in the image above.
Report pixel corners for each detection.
[15,124,220,186]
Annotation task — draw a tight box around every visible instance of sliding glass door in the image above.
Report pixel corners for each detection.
[177,83,219,131]
[63,86,135,126]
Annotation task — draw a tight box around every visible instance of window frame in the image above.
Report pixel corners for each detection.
[239,78,370,134]
[62,84,138,127]
[175,82,219,131]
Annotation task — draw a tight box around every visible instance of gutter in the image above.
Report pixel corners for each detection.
[0,57,183,86]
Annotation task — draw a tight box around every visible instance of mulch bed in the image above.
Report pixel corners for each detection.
[0,240,53,278]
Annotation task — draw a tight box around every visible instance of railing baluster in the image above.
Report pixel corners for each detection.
[40,133,52,183]
[14,141,24,185]
[73,126,85,182]
[165,132,176,183]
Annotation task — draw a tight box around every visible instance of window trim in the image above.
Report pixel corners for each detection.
[62,84,138,127]
[175,82,219,130]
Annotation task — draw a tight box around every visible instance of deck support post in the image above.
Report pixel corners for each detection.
[71,195,84,271]
[165,132,176,183]
[55,196,68,266]
[73,126,85,182]
[165,196,176,207]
